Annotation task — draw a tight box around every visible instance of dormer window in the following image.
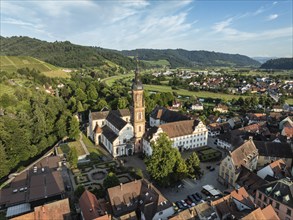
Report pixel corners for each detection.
[266,187,272,194]
[274,191,281,197]
[283,194,290,203]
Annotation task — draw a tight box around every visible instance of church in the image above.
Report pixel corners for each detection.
[88,61,145,157]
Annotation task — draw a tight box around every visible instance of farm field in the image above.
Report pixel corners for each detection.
[0,56,71,78]
[144,84,244,100]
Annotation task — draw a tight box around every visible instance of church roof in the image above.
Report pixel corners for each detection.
[106,111,127,131]
[102,126,118,143]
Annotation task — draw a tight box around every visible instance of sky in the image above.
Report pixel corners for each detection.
[1,0,292,57]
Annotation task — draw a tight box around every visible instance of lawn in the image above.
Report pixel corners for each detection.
[81,134,103,160]
[196,147,222,162]
[58,141,86,156]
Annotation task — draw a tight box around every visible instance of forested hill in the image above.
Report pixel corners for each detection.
[260,58,293,70]
[120,49,261,68]
[0,36,136,69]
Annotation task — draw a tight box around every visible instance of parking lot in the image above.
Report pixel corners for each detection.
[159,157,226,203]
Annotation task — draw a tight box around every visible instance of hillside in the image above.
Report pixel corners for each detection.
[0,36,136,70]
[0,56,71,78]
[121,48,260,68]
[260,58,293,70]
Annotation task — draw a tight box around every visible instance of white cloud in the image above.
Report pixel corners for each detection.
[273,1,278,5]
[213,18,233,32]
[266,14,279,21]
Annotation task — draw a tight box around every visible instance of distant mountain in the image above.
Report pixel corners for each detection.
[0,36,136,70]
[260,58,293,70]
[121,49,261,68]
[252,57,278,64]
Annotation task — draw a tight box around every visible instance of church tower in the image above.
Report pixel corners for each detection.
[132,58,145,153]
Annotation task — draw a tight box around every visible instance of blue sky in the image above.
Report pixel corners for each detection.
[1,0,292,57]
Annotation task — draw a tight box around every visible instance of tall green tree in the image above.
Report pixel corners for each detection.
[68,146,78,168]
[146,133,188,187]
[117,97,129,109]
[186,152,201,178]
[68,116,80,140]
[87,84,98,100]
[103,172,120,189]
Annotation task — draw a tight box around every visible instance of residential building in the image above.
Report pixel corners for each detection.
[240,205,280,220]
[281,127,293,140]
[213,104,228,113]
[272,105,284,113]
[79,190,110,220]
[279,117,293,130]
[107,179,174,220]
[257,159,291,181]
[236,166,268,202]
[207,123,221,137]
[254,141,293,168]
[211,187,255,219]
[218,140,258,187]
[149,106,190,127]
[216,132,243,151]
[191,102,204,111]
[255,178,293,220]
[0,156,65,209]
[168,206,198,220]
[143,120,208,156]
[246,113,267,125]
[228,117,243,129]
[10,198,70,220]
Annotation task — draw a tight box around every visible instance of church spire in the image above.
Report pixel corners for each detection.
[132,56,143,90]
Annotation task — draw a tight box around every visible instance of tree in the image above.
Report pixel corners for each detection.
[117,97,129,109]
[145,133,188,187]
[68,116,79,140]
[186,152,201,178]
[103,172,120,189]
[87,84,98,100]
[95,99,108,111]
[75,88,87,103]
[77,101,84,112]
[68,146,78,168]
[74,185,85,198]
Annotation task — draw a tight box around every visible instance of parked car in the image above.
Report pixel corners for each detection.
[192,193,200,201]
[185,199,192,206]
[210,167,215,171]
[195,192,202,199]
[188,195,197,203]
[181,200,188,208]
[172,203,179,211]
[206,165,211,169]
[175,201,184,210]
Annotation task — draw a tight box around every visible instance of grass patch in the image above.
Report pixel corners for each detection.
[143,59,170,67]
[286,98,293,105]
[58,142,86,157]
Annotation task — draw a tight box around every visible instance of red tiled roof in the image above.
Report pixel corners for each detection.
[79,190,107,220]
[230,140,258,168]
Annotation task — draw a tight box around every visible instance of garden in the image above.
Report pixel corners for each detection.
[196,146,222,162]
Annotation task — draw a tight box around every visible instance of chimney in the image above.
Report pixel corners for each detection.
[249,136,253,141]
[135,179,137,183]
[120,183,123,190]
[190,210,195,217]
[42,206,45,213]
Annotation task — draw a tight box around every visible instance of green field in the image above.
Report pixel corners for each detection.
[0,56,71,78]
[144,84,244,100]
[101,73,134,86]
